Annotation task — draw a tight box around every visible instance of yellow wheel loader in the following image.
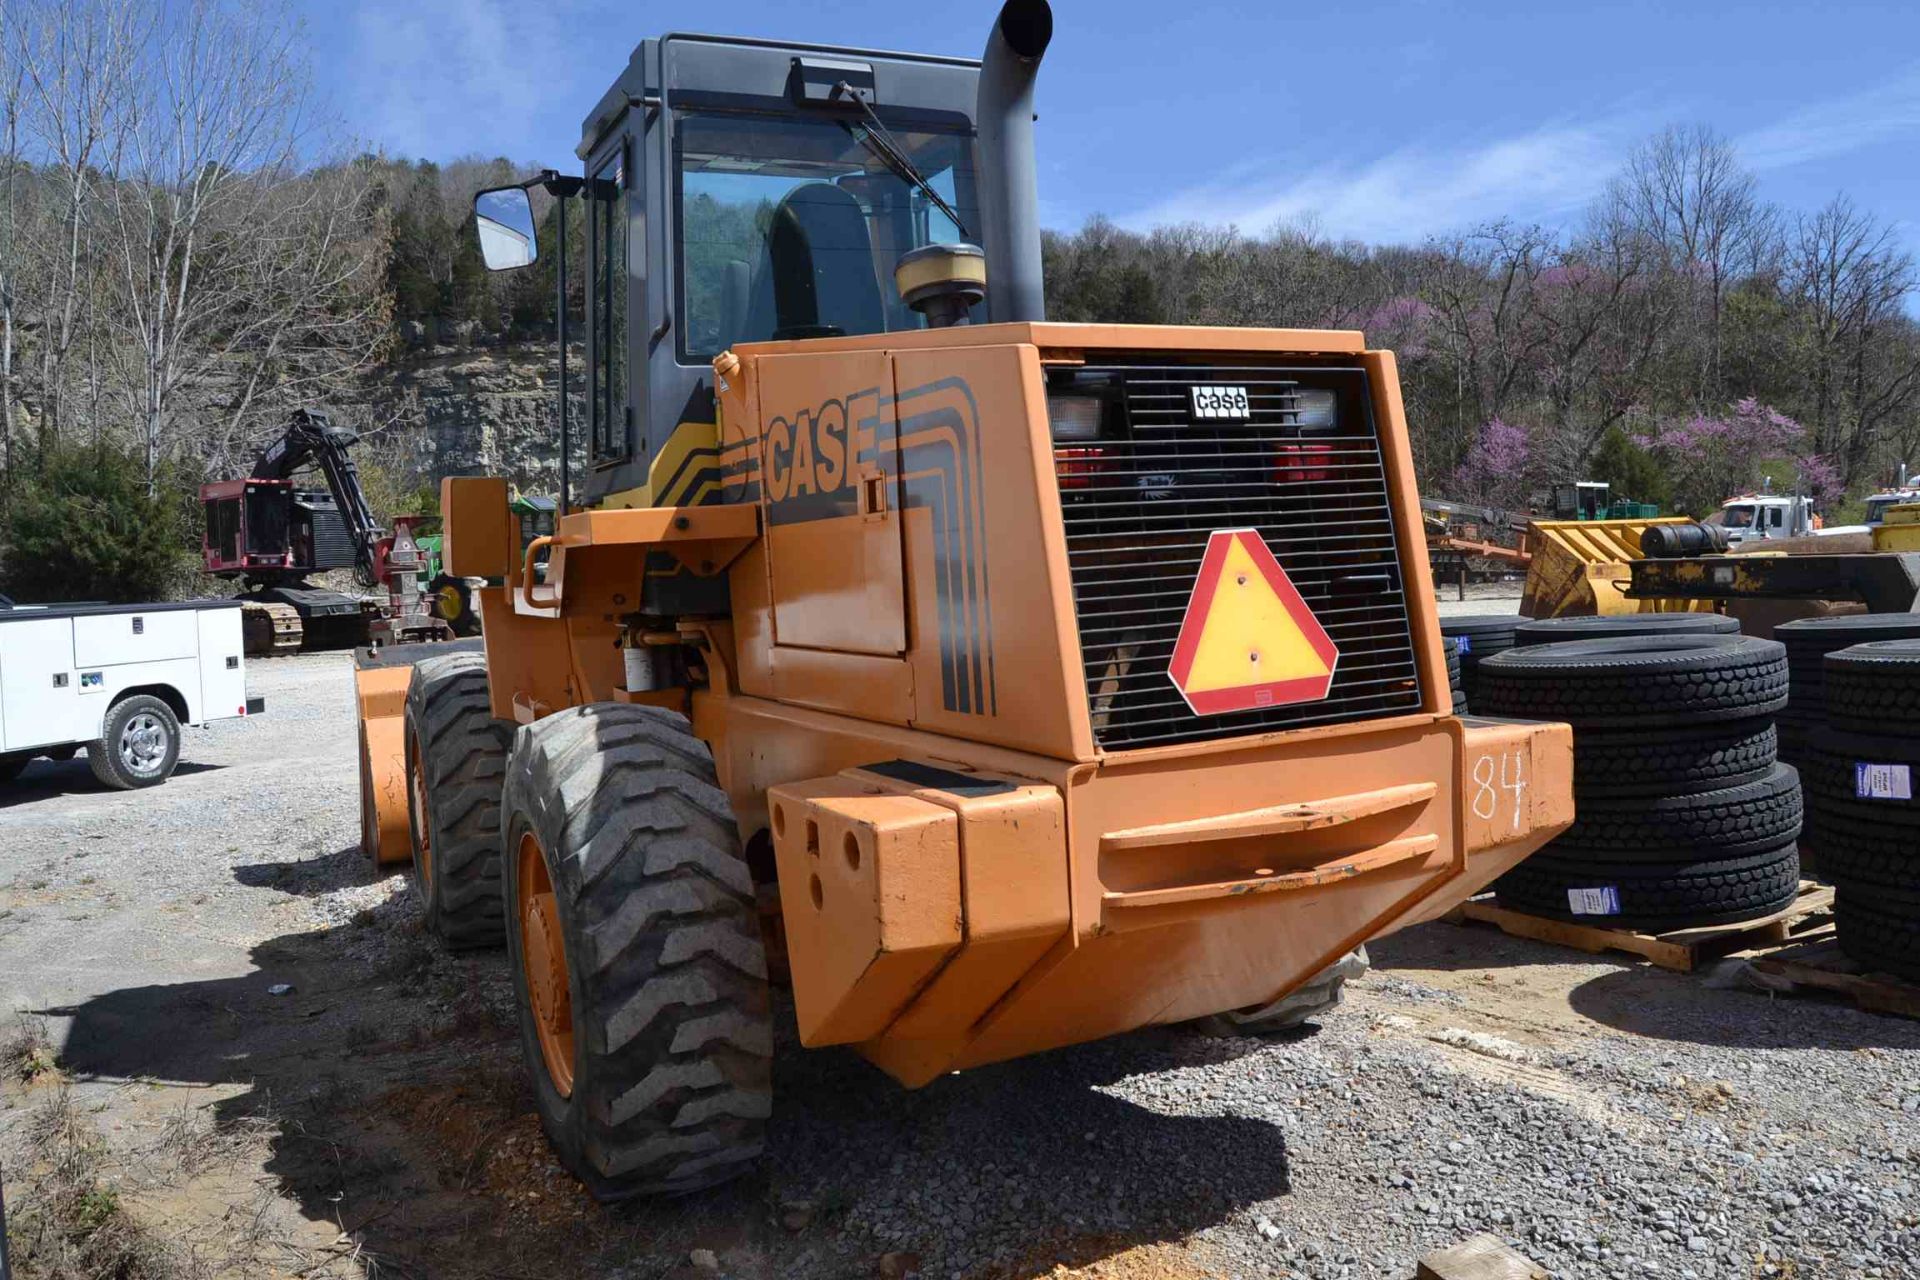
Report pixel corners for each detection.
[355,0,1574,1200]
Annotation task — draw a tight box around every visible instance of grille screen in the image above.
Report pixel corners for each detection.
[1055,362,1424,750]
[300,496,357,572]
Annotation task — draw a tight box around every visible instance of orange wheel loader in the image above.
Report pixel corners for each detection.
[353,0,1574,1200]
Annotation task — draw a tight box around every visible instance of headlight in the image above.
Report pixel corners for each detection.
[1047,395,1104,441]
[1292,388,1337,429]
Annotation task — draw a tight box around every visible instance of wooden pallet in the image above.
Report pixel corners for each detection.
[1445,881,1835,973]
[1748,940,1920,1019]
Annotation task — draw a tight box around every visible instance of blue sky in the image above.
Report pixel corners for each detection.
[301,0,1920,250]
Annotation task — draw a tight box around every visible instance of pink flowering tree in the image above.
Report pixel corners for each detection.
[1452,418,1534,508]
[1635,399,1837,516]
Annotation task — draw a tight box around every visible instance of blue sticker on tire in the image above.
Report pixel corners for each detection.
[1567,885,1621,916]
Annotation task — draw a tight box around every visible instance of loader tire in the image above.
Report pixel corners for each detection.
[1554,763,1801,860]
[1822,640,1920,736]
[501,703,771,1201]
[1474,634,1789,727]
[404,653,511,949]
[1514,612,1739,646]
[1571,717,1777,797]
[88,694,181,790]
[1493,844,1800,930]
[1192,947,1369,1036]
[1835,896,1920,983]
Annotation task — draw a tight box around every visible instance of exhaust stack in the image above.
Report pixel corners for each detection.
[976,0,1052,324]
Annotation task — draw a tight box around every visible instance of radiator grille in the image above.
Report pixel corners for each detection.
[299,494,358,571]
[1056,362,1423,750]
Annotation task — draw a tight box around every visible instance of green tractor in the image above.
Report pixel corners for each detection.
[422,492,557,636]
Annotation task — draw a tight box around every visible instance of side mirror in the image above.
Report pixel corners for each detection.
[474,186,538,271]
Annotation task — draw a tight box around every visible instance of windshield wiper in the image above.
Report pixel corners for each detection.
[833,82,971,240]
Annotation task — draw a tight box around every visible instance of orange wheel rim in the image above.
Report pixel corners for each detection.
[407,735,432,887]
[518,830,575,1097]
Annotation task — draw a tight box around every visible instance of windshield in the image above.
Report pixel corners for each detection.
[676,111,981,361]
[1723,504,1756,529]
[1869,498,1895,523]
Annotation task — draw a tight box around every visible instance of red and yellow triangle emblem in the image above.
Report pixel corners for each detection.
[1167,529,1339,715]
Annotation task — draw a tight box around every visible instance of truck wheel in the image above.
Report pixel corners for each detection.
[0,756,27,783]
[88,695,180,790]
[1193,946,1369,1036]
[501,703,772,1201]
[404,653,511,949]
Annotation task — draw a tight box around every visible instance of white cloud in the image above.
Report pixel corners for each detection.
[1116,62,1920,244]
[1115,118,1638,243]
[1736,64,1920,172]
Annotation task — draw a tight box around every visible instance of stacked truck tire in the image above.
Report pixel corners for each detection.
[1512,612,1740,648]
[1771,616,1920,764]
[1477,630,1802,930]
[1773,615,1920,873]
[1444,638,1467,714]
[1801,638,1920,981]
[1439,615,1520,711]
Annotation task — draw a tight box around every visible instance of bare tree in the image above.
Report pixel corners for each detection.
[1786,195,1918,483]
[1607,125,1768,403]
[11,0,143,452]
[103,0,326,486]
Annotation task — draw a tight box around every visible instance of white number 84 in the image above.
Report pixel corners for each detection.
[1471,750,1528,831]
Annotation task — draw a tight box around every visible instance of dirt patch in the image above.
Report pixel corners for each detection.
[1036,1242,1228,1277]
[4,1081,193,1280]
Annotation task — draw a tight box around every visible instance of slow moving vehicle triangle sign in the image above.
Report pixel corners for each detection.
[1167,529,1339,715]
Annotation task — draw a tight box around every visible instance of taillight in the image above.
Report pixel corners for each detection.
[1056,446,1112,490]
[1274,442,1334,484]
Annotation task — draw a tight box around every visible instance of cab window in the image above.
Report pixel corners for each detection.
[676,111,980,361]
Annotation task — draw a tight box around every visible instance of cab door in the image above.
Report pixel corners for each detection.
[758,349,907,656]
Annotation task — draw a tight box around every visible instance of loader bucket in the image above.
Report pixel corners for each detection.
[353,638,487,865]
[1520,517,1715,618]
[355,661,413,865]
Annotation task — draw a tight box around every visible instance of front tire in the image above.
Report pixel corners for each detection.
[404,653,511,949]
[88,695,180,790]
[501,703,772,1201]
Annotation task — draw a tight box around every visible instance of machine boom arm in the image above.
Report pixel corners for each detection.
[251,408,385,579]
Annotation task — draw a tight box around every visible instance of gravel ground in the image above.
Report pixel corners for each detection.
[3,648,1917,1280]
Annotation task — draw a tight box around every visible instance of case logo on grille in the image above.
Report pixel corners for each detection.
[1167,529,1339,715]
[1189,385,1251,420]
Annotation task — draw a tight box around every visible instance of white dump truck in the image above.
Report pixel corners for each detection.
[0,596,262,788]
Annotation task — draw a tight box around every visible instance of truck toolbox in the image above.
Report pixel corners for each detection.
[0,599,253,789]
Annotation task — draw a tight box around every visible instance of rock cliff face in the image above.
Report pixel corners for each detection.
[365,342,584,495]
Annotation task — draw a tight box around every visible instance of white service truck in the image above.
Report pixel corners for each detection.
[0,596,262,789]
